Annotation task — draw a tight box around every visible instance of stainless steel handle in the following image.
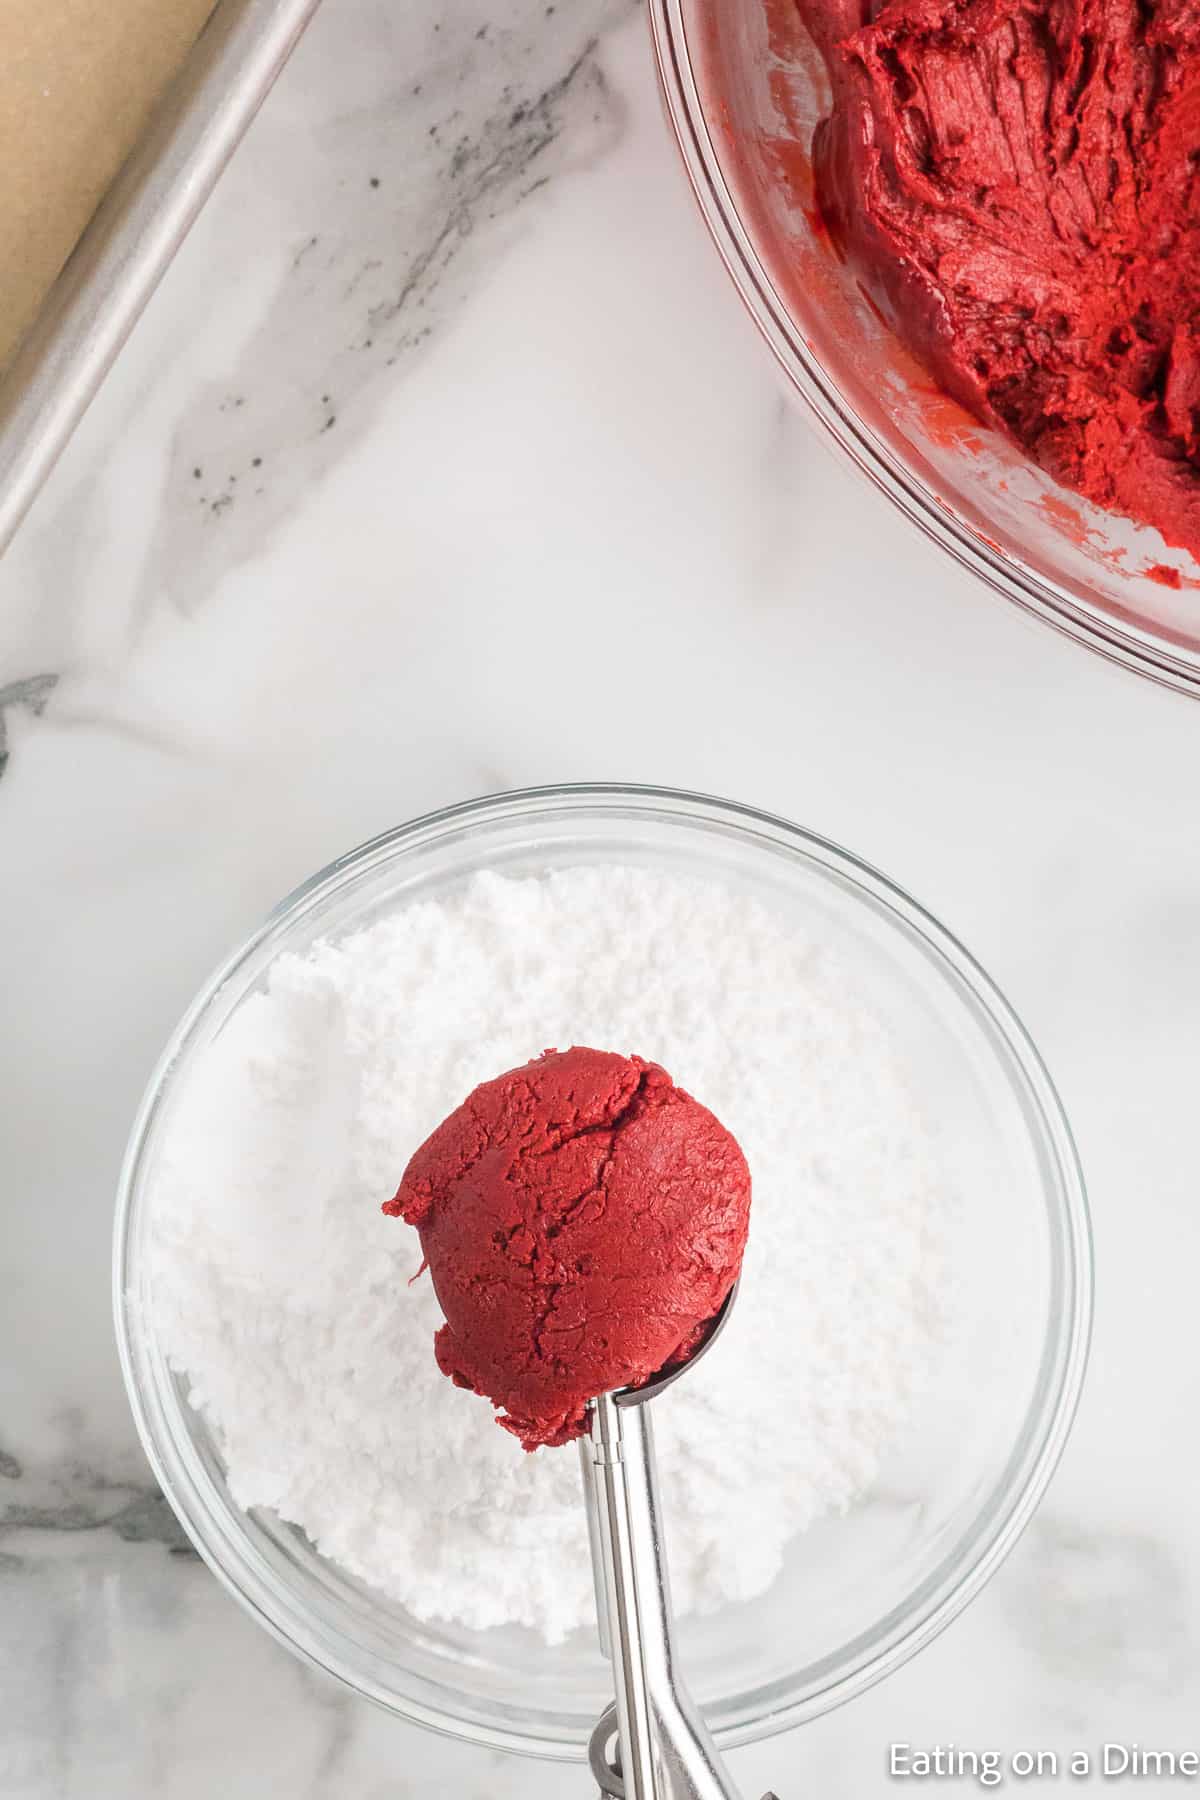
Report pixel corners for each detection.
[581,1394,747,1800]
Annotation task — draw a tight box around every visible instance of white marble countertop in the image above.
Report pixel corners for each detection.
[2,2,1198,1794]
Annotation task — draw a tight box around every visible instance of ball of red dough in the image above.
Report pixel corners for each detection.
[384,1046,751,1450]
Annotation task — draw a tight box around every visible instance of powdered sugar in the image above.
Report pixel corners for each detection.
[149,866,948,1643]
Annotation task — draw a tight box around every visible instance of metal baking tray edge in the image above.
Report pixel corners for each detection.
[0,0,322,558]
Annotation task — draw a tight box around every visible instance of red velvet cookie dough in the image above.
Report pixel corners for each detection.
[384,1047,751,1450]
[798,0,1200,558]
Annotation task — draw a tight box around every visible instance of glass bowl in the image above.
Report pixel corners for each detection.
[649,0,1200,694]
[114,784,1092,1758]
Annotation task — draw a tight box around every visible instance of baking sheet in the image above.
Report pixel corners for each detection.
[0,0,321,556]
[0,0,218,370]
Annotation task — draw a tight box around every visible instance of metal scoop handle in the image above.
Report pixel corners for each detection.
[582,1392,776,1800]
[580,1283,779,1800]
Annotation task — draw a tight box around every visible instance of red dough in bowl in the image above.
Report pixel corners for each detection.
[383,1046,751,1451]
[798,0,1200,559]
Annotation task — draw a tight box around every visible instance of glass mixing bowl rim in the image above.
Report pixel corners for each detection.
[646,0,1200,697]
[113,781,1093,1759]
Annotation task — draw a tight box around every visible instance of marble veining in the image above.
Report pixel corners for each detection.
[0,1451,192,1558]
[131,5,630,618]
[1004,1516,1195,1712]
[1,0,1199,1793]
[0,674,57,780]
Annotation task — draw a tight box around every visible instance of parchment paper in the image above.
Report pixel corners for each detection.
[0,0,217,367]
